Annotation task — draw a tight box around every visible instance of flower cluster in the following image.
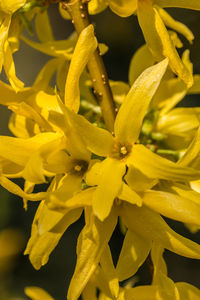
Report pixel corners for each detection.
[0,0,200,299]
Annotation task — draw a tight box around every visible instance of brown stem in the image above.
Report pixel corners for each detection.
[62,0,116,132]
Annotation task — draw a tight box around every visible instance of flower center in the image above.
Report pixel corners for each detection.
[110,141,132,160]
[70,160,88,176]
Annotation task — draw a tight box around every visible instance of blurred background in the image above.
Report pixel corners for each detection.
[0,4,200,299]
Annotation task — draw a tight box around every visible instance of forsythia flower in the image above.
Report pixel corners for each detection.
[89,0,200,86]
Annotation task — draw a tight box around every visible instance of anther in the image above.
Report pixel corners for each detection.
[81,13,85,18]
[101,74,106,79]
[115,107,119,113]
[80,5,84,9]
[98,92,103,97]
[92,78,96,83]
[120,146,127,155]
[74,165,82,172]
[71,19,74,24]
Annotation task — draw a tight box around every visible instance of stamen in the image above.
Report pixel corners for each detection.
[74,165,82,172]
[120,146,127,155]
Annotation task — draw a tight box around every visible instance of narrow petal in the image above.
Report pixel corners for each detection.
[143,189,200,225]
[121,203,200,259]
[129,44,155,86]
[92,158,125,221]
[0,15,11,73]
[33,58,62,92]
[151,77,187,113]
[155,0,200,10]
[0,175,47,201]
[0,0,26,14]
[116,229,151,281]
[88,0,108,14]
[125,164,158,192]
[60,105,113,157]
[156,6,194,43]
[35,10,54,43]
[25,286,54,300]
[118,183,142,207]
[67,208,117,300]
[124,286,161,300]
[176,282,200,299]
[109,0,137,17]
[0,132,61,166]
[65,24,97,112]
[114,59,168,145]
[178,127,200,169]
[0,80,32,106]
[21,36,75,59]
[129,144,200,181]
[100,245,119,299]
[137,0,193,87]
[25,208,82,270]
[4,40,24,91]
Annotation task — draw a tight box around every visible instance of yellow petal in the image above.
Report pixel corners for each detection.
[121,203,200,259]
[137,0,193,87]
[125,164,158,192]
[25,286,54,300]
[129,44,155,85]
[8,101,52,132]
[143,189,200,225]
[0,132,61,166]
[109,0,137,17]
[0,175,46,201]
[59,105,113,157]
[25,206,82,270]
[65,24,97,112]
[21,35,75,59]
[100,245,119,299]
[176,282,200,300]
[0,14,10,73]
[3,40,24,91]
[118,183,142,207]
[155,0,200,10]
[178,127,200,169]
[124,286,160,300]
[116,229,151,281]
[93,158,125,221]
[189,74,200,94]
[157,107,200,136]
[88,0,108,14]
[35,10,54,43]
[151,243,167,282]
[114,59,168,145]
[67,208,117,300]
[0,80,32,106]
[33,58,63,92]
[110,80,129,105]
[156,6,194,43]
[0,0,26,14]
[151,77,186,113]
[129,144,200,181]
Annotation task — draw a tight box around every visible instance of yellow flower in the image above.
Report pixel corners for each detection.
[129,44,200,150]
[61,58,200,221]
[89,0,200,86]
[81,242,200,300]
